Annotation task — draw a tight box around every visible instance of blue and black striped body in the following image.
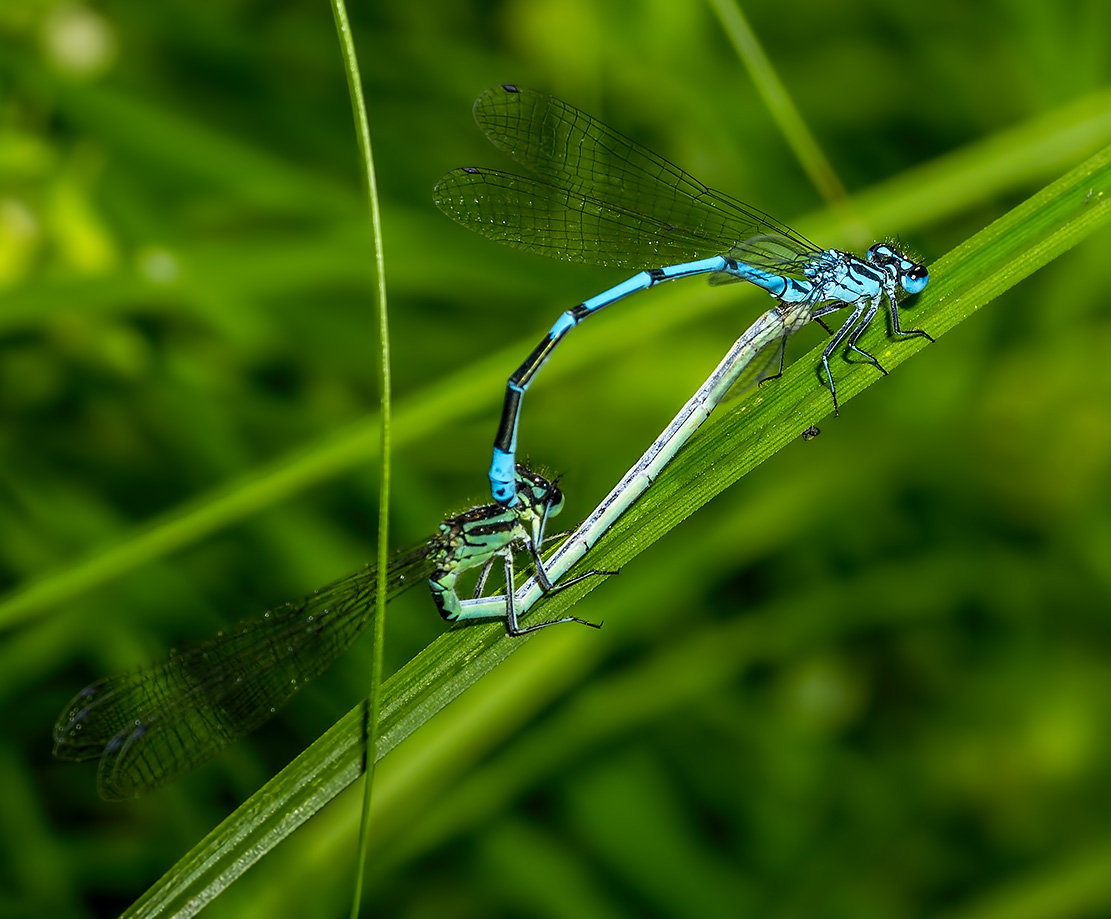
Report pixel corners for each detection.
[434,85,930,505]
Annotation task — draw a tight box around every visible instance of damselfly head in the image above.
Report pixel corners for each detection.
[866,243,929,295]
[513,465,565,518]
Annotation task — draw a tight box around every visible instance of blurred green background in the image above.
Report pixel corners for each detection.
[5,0,1111,916]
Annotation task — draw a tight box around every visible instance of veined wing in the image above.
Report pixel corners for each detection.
[53,542,433,800]
[718,300,816,402]
[434,167,740,269]
[457,84,822,266]
[711,234,827,285]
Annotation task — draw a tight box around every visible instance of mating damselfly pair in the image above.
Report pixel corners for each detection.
[54,84,930,799]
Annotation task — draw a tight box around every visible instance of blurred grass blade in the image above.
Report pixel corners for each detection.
[708,0,848,207]
[121,144,1111,918]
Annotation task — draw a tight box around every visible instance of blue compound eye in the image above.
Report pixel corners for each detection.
[901,265,929,294]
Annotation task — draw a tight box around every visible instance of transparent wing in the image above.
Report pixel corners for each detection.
[434,167,735,268]
[709,235,823,286]
[433,84,822,269]
[53,542,433,800]
[715,302,816,404]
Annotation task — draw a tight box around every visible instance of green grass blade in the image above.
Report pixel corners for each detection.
[325,0,393,912]
[118,142,1111,919]
[708,0,848,207]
